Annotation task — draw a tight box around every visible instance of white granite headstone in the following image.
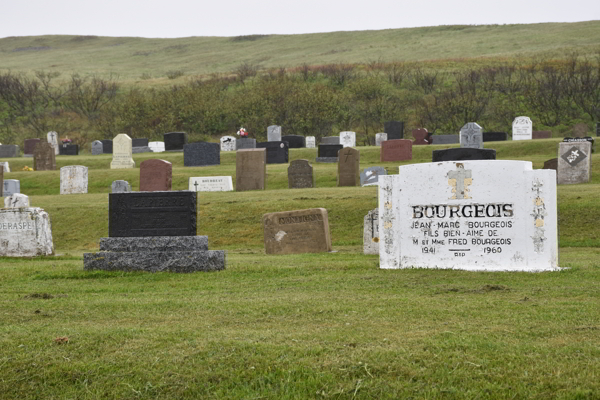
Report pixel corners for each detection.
[305,136,316,148]
[363,208,380,255]
[375,133,387,146]
[220,136,237,152]
[557,141,591,184]
[267,125,282,142]
[512,116,533,141]
[340,131,356,148]
[460,123,483,149]
[0,208,53,256]
[3,180,20,197]
[60,166,88,194]
[110,134,135,169]
[4,193,29,208]
[149,141,165,153]
[0,162,9,173]
[189,176,234,192]
[47,131,59,155]
[378,161,558,271]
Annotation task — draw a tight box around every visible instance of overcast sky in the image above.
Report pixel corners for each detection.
[1,0,598,38]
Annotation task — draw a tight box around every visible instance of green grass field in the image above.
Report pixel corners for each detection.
[1,21,599,85]
[0,139,599,399]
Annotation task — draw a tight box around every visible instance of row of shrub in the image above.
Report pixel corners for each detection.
[0,52,598,148]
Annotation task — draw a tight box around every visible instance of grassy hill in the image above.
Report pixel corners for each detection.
[1,21,599,85]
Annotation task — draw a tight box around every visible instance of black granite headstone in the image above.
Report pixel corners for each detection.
[281,135,305,148]
[59,144,79,155]
[101,140,113,154]
[164,132,188,151]
[482,132,507,142]
[384,121,404,140]
[132,138,149,147]
[256,141,289,164]
[0,145,20,158]
[432,148,497,162]
[563,137,595,153]
[318,144,344,158]
[109,191,197,237]
[183,142,221,167]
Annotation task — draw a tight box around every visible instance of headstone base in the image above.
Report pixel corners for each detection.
[132,146,152,153]
[316,157,338,163]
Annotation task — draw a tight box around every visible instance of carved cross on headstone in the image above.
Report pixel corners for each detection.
[368,211,378,238]
[50,132,56,141]
[447,165,472,200]
[343,149,354,162]
[194,181,199,192]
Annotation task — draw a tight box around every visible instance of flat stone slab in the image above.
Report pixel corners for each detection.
[99,236,208,252]
[83,250,226,273]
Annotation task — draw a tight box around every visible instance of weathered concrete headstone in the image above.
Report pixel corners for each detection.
[360,166,387,186]
[60,166,88,194]
[4,193,29,208]
[59,144,79,156]
[132,146,152,154]
[149,141,165,153]
[532,131,552,139]
[430,134,460,145]
[24,138,41,157]
[189,176,233,192]
[267,125,282,142]
[432,148,497,162]
[3,180,20,197]
[316,144,343,163]
[337,147,359,186]
[0,145,19,158]
[256,141,289,164]
[33,143,56,171]
[543,158,558,171]
[305,136,316,148]
[340,131,356,148]
[512,116,533,140]
[557,142,591,184]
[412,129,431,145]
[164,132,188,151]
[483,132,507,142]
[0,208,53,256]
[236,148,266,191]
[381,139,412,162]
[111,180,131,193]
[375,133,387,146]
[47,131,59,155]
[0,162,9,173]
[236,138,256,150]
[460,123,484,149]
[572,123,588,137]
[110,134,135,169]
[321,136,340,145]
[378,160,558,271]
[91,140,103,155]
[385,121,404,140]
[220,136,237,152]
[263,208,332,254]
[363,208,379,255]
[281,135,305,148]
[101,139,113,154]
[140,159,172,192]
[132,138,149,147]
[288,160,314,189]
[183,142,220,167]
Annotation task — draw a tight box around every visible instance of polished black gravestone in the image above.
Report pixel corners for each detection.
[164,132,188,151]
[384,121,404,140]
[316,144,343,163]
[183,142,220,166]
[109,191,197,237]
[256,141,289,164]
[132,138,149,147]
[432,148,497,162]
[101,140,113,154]
[281,135,305,148]
[482,132,507,142]
[59,144,79,155]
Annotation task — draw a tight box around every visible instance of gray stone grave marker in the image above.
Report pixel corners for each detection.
[460,123,483,149]
[363,209,379,255]
[288,159,314,189]
[60,166,88,194]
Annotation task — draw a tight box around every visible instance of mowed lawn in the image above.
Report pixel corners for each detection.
[0,140,599,399]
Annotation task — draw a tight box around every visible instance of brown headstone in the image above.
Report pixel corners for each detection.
[543,158,558,171]
[24,138,41,155]
[380,139,412,162]
[263,208,332,255]
[288,159,314,188]
[33,142,56,171]
[412,128,431,145]
[236,148,267,192]
[139,159,172,192]
[337,147,360,187]
[532,131,552,139]
[572,123,588,138]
